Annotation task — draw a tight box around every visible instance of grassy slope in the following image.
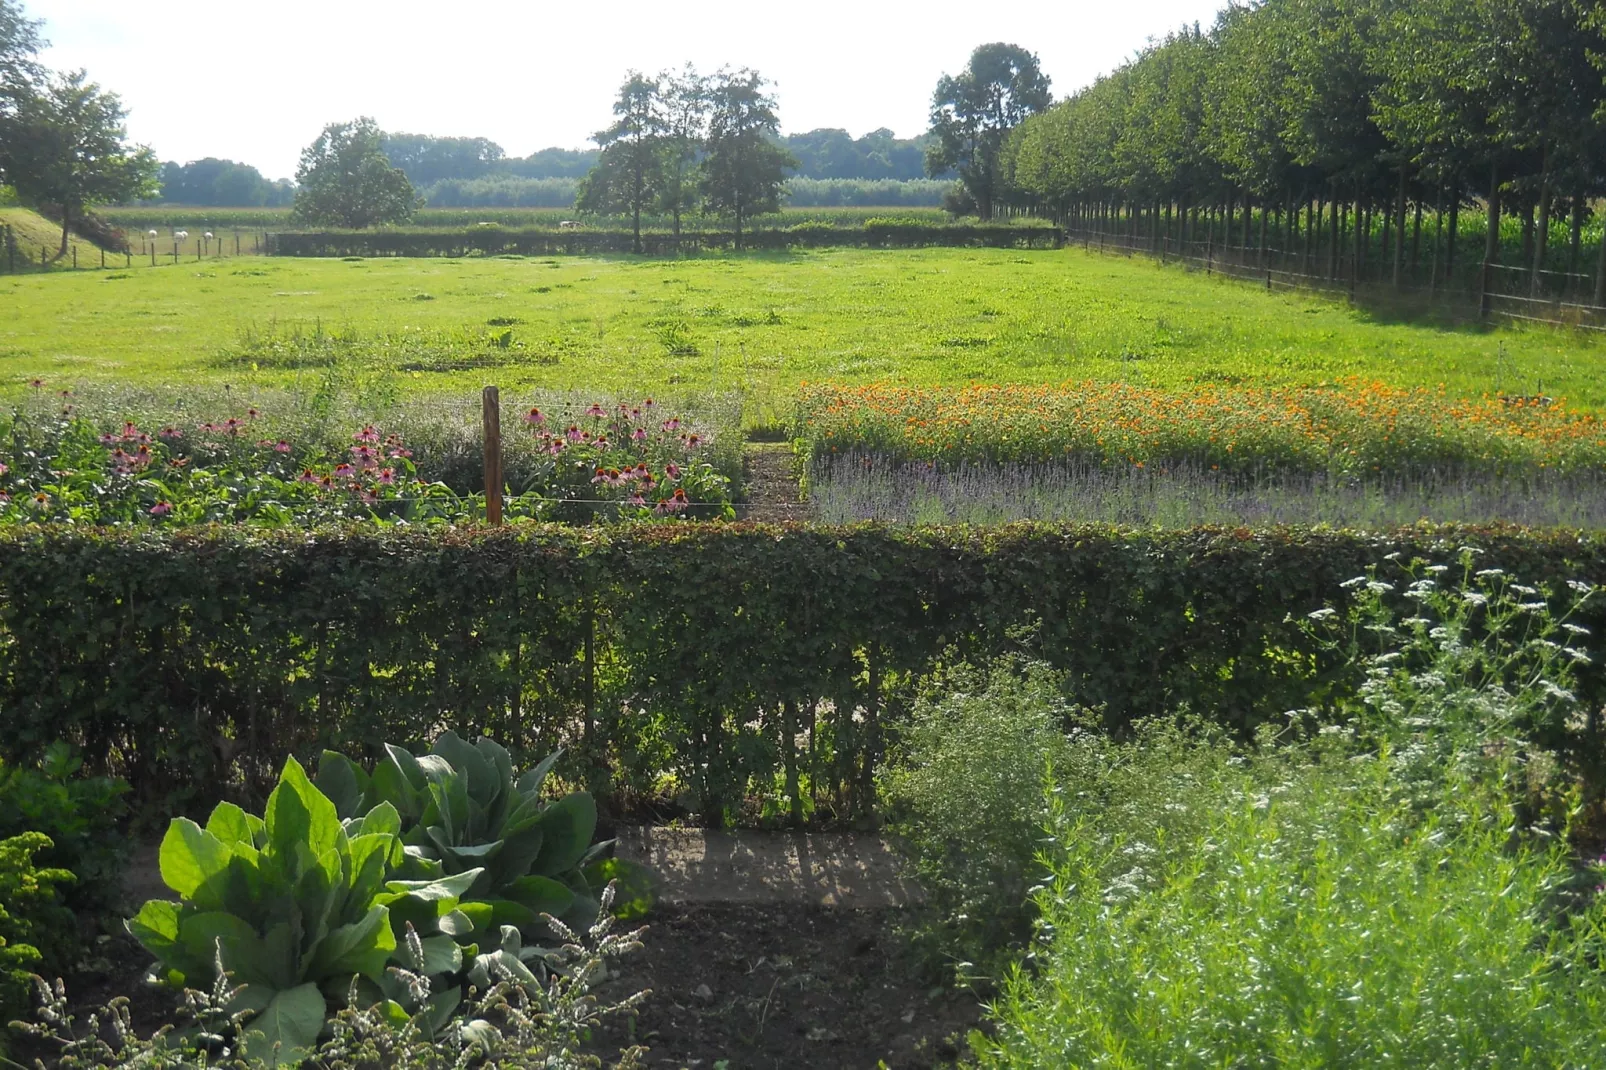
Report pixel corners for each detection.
[1,246,1601,414]
[0,207,118,269]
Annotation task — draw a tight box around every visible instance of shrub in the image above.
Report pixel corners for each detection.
[0,833,73,1053]
[0,744,127,917]
[975,562,1606,1066]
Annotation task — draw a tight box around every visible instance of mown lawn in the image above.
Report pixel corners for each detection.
[3,246,1602,418]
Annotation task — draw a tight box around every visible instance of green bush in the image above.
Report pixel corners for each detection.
[0,833,74,1052]
[974,561,1606,1067]
[1,524,1604,825]
[0,744,127,916]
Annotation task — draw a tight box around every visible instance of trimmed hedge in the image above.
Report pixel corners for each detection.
[1,524,1601,824]
[265,223,1062,258]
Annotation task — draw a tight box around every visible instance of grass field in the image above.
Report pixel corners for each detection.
[4,247,1603,425]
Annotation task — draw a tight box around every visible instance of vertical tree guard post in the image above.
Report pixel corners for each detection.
[482,385,503,526]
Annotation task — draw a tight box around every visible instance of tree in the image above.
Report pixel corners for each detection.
[0,70,157,257]
[927,43,1052,219]
[575,72,666,253]
[0,0,42,104]
[379,133,504,187]
[700,68,794,247]
[292,117,416,229]
[657,65,708,240]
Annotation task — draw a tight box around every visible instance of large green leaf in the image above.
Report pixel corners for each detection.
[349,801,403,840]
[315,751,366,821]
[494,824,546,887]
[346,832,402,916]
[431,732,497,807]
[159,819,234,907]
[514,750,562,798]
[531,793,597,876]
[206,802,262,853]
[126,899,211,981]
[307,903,395,979]
[265,757,341,866]
[179,911,273,987]
[368,758,420,820]
[240,983,326,1068]
[503,874,575,919]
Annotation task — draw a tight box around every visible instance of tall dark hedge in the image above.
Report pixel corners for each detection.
[1,523,1600,824]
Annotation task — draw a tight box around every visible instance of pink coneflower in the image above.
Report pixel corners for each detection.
[387,446,413,459]
[594,435,608,448]
[353,486,377,505]
[655,487,690,514]
[524,406,545,425]
[585,403,607,418]
[132,444,152,469]
[109,447,132,472]
[546,439,564,455]
[350,445,378,469]
[632,427,647,442]
[99,433,119,446]
[256,439,276,449]
[168,457,190,469]
[298,468,317,483]
[32,492,48,505]
[247,408,260,419]
[354,425,380,444]
[566,425,584,442]
[28,379,43,389]
[318,474,334,488]
[665,462,681,480]
[377,467,396,485]
[274,440,292,453]
[59,389,72,398]
[334,462,356,478]
[628,494,646,506]
[160,426,183,440]
[643,398,655,408]
[149,501,172,516]
[223,417,243,436]
[631,407,642,419]
[0,462,8,477]
[687,434,701,449]
[121,422,140,440]
[662,418,680,432]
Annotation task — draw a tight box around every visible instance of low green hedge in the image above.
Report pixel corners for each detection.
[266,223,1062,258]
[0,524,1600,823]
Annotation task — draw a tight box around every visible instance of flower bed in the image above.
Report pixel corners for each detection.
[793,379,1606,477]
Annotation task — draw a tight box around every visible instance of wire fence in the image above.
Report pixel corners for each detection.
[1066,226,1606,334]
[0,224,268,274]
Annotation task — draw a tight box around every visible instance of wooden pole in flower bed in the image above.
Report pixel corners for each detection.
[482,385,503,526]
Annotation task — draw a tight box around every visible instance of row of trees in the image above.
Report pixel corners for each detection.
[153,158,293,207]
[999,0,1606,294]
[577,66,795,249]
[0,0,157,256]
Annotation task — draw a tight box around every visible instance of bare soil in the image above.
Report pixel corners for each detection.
[737,445,807,523]
[592,902,980,1070]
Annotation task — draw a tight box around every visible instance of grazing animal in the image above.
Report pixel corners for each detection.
[558,220,581,230]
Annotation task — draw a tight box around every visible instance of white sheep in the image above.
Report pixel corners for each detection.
[174,229,189,243]
[146,229,158,240]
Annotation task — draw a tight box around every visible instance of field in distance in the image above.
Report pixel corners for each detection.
[2,246,1601,415]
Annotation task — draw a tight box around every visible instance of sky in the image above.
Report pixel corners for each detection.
[28,0,1231,181]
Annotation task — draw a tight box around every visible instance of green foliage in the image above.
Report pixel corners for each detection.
[126,756,481,1063]
[0,832,73,1050]
[0,743,126,917]
[0,69,158,257]
[927,43,1052,220]
[3,524,1605,826]
[699,69,794,244]
[317,733,648,937]
[292,118,416,230]
[20,885,649,1069]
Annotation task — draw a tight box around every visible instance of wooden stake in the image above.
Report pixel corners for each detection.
[482,385,503,526]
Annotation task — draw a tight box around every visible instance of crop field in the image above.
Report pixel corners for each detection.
[5,247,1602,421]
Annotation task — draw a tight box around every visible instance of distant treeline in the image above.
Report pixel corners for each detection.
[147,159,294,207]
[415,175,949,209]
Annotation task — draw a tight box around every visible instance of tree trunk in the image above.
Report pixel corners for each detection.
[1530,143,1551,296]
[1446,190,1460,280]
[1567,193,1583,283]
[1429,186,1444,292]
[1257,196,1268,267]
[58,203,72,259]
[1329,193,1340,278]
[1483,162,1501,266]
[1411,198,1422,276]
[1392,167,1407,288]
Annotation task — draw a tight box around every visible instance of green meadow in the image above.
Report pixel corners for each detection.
[4,247,1602,420]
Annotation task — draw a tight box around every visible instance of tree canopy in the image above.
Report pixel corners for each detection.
[927,43,1052,219]
[575,71,667,252]
[700,68,795,244]
[292,117,416,229]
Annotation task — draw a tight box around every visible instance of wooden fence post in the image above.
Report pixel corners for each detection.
[482,385,503,526]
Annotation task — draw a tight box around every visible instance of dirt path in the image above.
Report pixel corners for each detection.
[737,443,808,522]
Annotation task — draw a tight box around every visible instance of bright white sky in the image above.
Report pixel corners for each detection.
[29,0,1230,181]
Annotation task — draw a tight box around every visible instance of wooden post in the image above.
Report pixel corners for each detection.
[482,385,503,526]
[100,247,105,269]
[72,246,77,269]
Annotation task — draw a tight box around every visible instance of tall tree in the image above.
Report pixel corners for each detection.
[927,43,1052,219]
[575,71,666,253]
[657,64,708,240]
[0,70,157,256]
[292,117,416,229]
[700,68,794,248]
[0,0,42,103]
